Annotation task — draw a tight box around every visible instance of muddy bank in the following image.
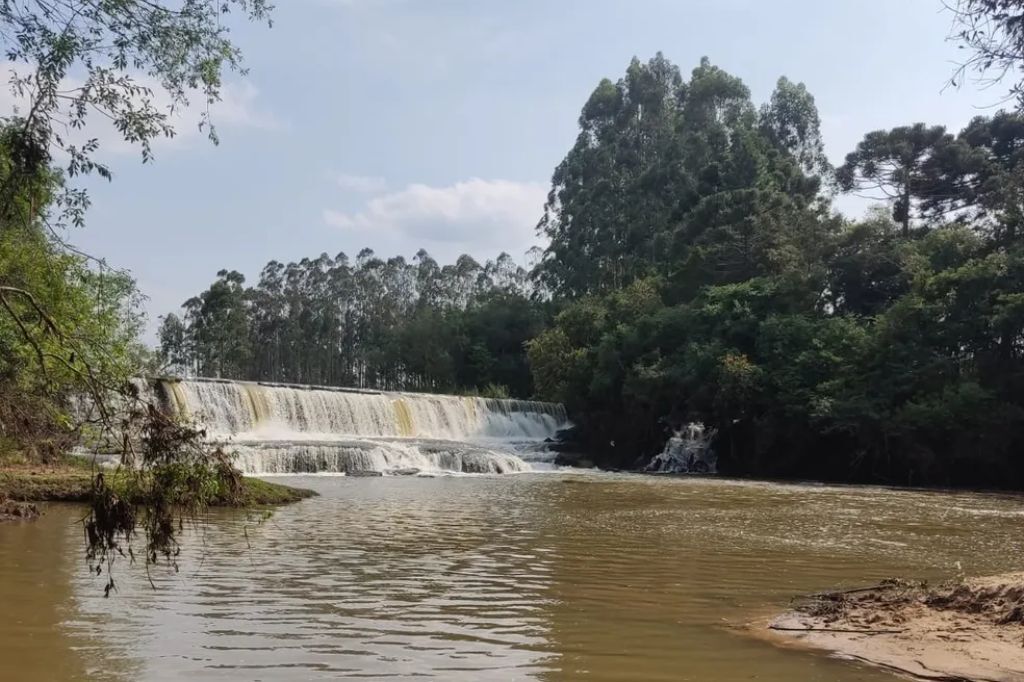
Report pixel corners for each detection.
[764,573,1024,681]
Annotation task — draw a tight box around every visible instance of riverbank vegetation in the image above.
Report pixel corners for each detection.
[0,454,312,506]
[0,1,311,586]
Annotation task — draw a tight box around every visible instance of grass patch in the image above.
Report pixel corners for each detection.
[229,477,317,505]
[0,466,93,501]
[0,459,316,506]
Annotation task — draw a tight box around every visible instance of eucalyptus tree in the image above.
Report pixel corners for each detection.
[183,270,250,378]
[536,55,829,302]
[536,53,688,297]
[758,77,831,178]
[170,248,547,397]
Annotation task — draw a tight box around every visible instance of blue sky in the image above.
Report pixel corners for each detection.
[67,0,996,339]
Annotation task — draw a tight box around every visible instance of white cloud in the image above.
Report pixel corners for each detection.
[323,178,547,255]
[335,173,387,193]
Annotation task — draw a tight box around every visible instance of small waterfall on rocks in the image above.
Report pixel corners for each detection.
[153,378,569,476]
[646,423,717,474]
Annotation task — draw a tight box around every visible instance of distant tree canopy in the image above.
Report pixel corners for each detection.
[160,250,545,398]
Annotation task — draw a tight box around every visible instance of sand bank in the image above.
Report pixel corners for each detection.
[764,573,1024,681]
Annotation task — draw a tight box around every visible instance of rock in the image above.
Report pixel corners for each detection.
[347,470,384,477]
[555,425,581,441]
[554,451,595,468]
[390,468,420,476]
[0,498,40,521]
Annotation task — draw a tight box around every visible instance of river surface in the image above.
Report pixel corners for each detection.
[1,472,1022,681]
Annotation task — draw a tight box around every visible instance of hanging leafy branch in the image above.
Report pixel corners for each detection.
[948,0,1024,108]
[0,1,274,593]
[0,0,272,227]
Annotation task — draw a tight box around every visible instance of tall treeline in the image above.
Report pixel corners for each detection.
[159,250,544,397]
[527,54,1024,488]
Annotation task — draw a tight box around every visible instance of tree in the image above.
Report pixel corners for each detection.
[157,313,190,375]
[0,157,145,458]
[535,53,688,297]
[536,55,828,302]
[0,0,272,229]
[919,112,1024,242]
[183,271,250,378]
[836,124,951,236]
[759,76,830,177]
[0,1,274,590]
[528,54,1024,488]
[949,0,1024,109]
[826,209,910,316]
[167,249,547,398]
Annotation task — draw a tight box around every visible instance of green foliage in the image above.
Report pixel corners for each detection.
[0,136,146,458]
[836,123,951,234]
[0,0,272,229]
[527,328,584,406]
[0,0,274,592]
[478,383,511,400]
[950,1,1024,110]
[528,54,1024,488]
[164,250,546,397]
[536,55,828,301]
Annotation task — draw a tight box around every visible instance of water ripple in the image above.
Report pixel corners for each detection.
[2,473,1021,680]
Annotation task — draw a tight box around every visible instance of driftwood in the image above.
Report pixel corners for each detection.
[768,625,905,635]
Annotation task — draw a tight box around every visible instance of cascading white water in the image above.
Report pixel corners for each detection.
[646,423,717,474]
[155,378,569,476]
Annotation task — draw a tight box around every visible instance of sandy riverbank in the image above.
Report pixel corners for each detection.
[761,573,1024,681]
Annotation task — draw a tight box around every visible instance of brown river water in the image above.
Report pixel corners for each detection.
[1,472,1022,681]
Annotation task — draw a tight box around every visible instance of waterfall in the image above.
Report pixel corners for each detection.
[152,378,569,476]
[646,423,717,474]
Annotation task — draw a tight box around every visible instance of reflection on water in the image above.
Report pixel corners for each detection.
[1,473,1022,681]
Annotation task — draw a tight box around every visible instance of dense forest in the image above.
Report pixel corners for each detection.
[165,51,1024,488]
[527,56,1024,488]
[158,251,544,397]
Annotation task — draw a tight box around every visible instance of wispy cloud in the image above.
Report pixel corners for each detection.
[323,177,546,256]
[335,173,387,193]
